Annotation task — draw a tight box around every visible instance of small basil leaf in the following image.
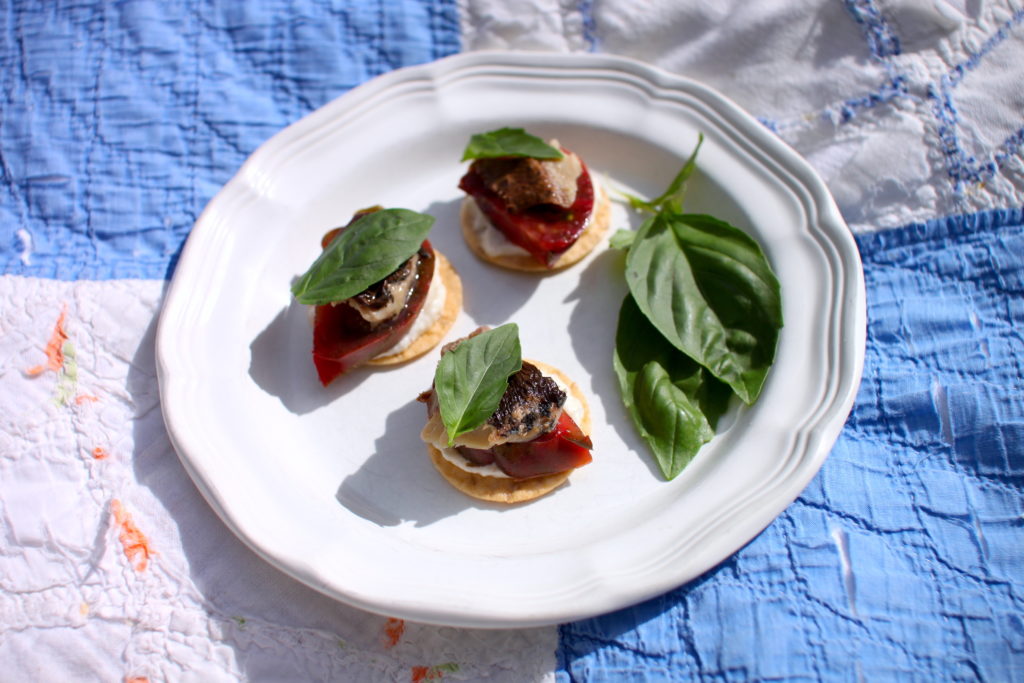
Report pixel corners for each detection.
[434,324,523,446]
[648,133,704,212]
[614,295,733,478]
[613,298,721,479]
[626,194,656,212]
[614,294,733,425]
[291,209,434,306]
[625,210,781,404]
[623,134,704,214]
[632,360,715,480]
[461,127,564,161]
[609,229,636,251]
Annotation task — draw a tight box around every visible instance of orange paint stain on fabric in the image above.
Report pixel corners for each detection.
[411,666,449,682]
[91,447,109,460]
[412,662,458,681]
[26,307,69,376]
[110,499,156,572]
[384,618,405,648]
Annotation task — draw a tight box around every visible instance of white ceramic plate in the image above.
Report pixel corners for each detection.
[156,51,866,628]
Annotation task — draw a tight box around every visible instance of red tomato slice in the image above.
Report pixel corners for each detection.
[311,241,435,386]
[458,159,596,267]
[491,411,593,479]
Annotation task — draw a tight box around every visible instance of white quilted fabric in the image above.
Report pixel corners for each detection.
[462,0,1024,232]
[0,276,556,681]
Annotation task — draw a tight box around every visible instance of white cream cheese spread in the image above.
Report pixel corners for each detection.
[374,267,447,358]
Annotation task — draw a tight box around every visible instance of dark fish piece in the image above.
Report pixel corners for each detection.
[488,361,566,442]
[346,249,422,326]
[472,153,580,213]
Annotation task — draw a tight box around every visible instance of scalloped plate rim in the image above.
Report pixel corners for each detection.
[155,50,866,628]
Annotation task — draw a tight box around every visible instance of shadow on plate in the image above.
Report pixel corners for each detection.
[248,298,375,414]
[562,247,666,481]
[336,396,533,526]
[421,196,546,325]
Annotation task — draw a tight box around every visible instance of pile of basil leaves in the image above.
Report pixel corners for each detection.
[611,135,783,480]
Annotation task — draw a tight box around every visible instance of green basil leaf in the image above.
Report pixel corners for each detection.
[621,191,654,212]
[614,294,733,423]
[434,324,523,446]
[627,134,704,213]
[625,210,782,404]
[625,193,653,212]
[632,361,714,480]
[291,208,434,306]
[614,294,733,478]
[608,229,636,251]
[650,133,704,211]
[461,127,564,161]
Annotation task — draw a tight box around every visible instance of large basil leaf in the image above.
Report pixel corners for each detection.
[434,324,523,446]
[291,208,434,306]
[625,210,782,404]
[614,294,732,478]
[461,127,563,161]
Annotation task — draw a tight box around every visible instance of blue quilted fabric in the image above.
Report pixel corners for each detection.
[558,207,1024,681]
[0,0,459,280]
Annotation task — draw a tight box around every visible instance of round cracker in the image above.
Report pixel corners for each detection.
[429,446,571,504]
[428,360,592,504]
[460,186,611,272]
[369,249,462,366]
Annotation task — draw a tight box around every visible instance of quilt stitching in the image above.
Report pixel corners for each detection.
[927,8,1024,193]
[558,205,1024,680]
